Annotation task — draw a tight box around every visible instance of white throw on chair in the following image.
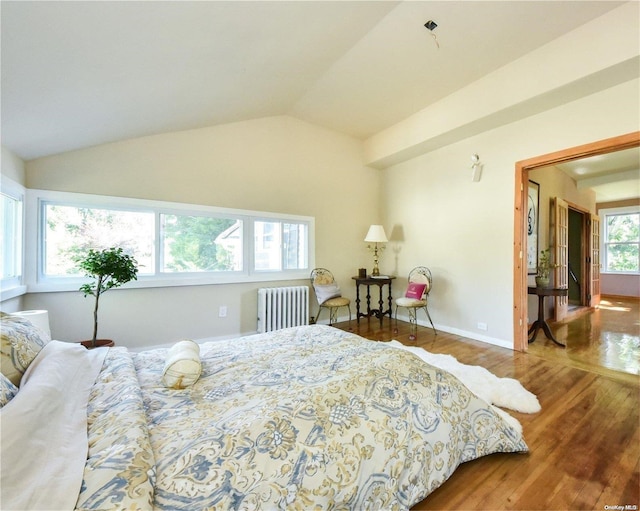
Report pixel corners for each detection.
[395,266,436,336]
[310,268,351,326]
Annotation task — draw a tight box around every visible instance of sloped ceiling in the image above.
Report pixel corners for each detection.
[1,0,626,162]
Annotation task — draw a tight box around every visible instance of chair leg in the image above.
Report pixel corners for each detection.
[423,305,436,335]
[393,305,399,334]
[329,307,338,325]
[408,307,418,340]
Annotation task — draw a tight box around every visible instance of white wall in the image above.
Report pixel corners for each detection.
[381,78,640,348]
[1,146,26,185]
[600,274,640,298]
[21,116,381,349]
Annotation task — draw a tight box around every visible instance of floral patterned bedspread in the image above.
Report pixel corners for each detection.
[76,347,156,510]
[127,325,528,510]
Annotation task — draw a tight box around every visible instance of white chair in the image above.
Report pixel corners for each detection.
[310,268,351,326]
[395,266,436,336]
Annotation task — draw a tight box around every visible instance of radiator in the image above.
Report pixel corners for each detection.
[257,286,309,333]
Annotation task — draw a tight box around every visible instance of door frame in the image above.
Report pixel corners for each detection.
[513,131,640,352]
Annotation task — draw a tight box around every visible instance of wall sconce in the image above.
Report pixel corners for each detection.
[364,225,388,276]
[471,154,483,182]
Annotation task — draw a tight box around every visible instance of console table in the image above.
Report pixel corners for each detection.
[528,286,568,347]
[352,276,395,324]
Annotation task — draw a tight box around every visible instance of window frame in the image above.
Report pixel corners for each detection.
[600,205,640,275]
[0,176,26,300]
[25,189,315,292]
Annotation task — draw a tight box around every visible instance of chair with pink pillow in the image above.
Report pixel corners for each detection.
[394,266,436,337]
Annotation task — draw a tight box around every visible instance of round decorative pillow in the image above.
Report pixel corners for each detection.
[162,339,202,389]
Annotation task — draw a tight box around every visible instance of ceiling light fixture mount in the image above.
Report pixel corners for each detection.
[424,20,437,31]
[424,20,439,49]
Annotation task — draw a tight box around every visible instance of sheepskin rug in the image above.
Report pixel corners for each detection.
[387,340,541,432]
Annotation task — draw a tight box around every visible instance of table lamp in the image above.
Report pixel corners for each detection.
[364,225,388,276]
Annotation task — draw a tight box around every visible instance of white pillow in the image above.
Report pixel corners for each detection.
[162,340,202,389]
[314,283,342,304]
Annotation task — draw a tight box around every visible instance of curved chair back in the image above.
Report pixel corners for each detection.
[310,268,335,287]
[408,266,433,298]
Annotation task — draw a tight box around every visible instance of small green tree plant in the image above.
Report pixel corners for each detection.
[77,247,139,346]
[536,248,558,287]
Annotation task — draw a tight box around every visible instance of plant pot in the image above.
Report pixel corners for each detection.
[80,339,115,349]
[535,276,550,288]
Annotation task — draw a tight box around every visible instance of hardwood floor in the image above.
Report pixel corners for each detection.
[331,304,639,511]
[528,296,640,384]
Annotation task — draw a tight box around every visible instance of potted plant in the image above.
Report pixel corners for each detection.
[535,248,556,288]
[77,247,139,348]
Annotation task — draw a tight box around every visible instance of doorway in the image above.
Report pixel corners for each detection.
[512,131,640,352]
[568,208,584,307]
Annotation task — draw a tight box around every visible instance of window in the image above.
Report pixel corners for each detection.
[1,185,24,291]
[602,208,640,273]
[29,190,313,290]
[43,203,154,276]
[161,215,242,273]
[254,220,308,271]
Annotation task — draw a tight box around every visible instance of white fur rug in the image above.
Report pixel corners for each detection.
[387,341,540,432]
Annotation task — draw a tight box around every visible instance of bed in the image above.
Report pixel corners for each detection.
[1,312,530,510]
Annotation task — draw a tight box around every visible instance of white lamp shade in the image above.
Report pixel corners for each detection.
[364,225,388,243]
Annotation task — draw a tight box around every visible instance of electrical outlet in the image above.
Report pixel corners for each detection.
[477,322,488,331]
[219,305,227,318]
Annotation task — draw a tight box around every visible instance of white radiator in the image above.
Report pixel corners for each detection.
[257,286,309,333]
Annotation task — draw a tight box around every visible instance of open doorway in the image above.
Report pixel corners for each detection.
[512,131,640,352]
[568,207,586,309]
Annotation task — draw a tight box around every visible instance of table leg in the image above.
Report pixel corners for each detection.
[542,322,566,347]
[355,283,361,323]
[528,294,565,347]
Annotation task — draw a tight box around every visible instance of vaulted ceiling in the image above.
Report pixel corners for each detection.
[2,0,626,160]
[1,1,637,201]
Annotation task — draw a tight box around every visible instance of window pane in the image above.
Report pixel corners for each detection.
[0,193,22,280]
[161,215,242,272]
[254,220,308,271]
[607,213,639,243]
[283,222,307,270]
[43,204,154,275]
[606,243,639,272]
[254,221,282,271]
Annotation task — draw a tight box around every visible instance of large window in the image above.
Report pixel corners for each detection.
[602,207,640,273]
[43,204,155,276]
[28,190,313,291]
[0,181,24,294]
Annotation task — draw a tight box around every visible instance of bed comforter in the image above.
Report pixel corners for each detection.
[3,325,529,510]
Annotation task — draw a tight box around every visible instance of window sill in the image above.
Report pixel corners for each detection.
[26,271,311,293]
[0,285,27,302]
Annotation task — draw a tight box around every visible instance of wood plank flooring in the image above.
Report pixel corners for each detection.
[331,311,639,511]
